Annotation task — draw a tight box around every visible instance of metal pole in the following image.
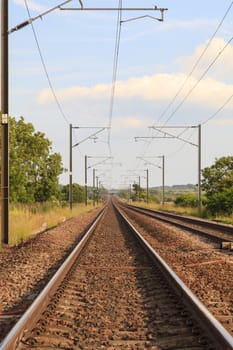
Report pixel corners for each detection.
[198,124,201,212]
[69,124,73,210]
[1,0,9,244]
[93,168,95,206]
[138,176,141,201]
[96,176,99,204]
[162,155,165,205]
[85,155,87,206]
[99,181,101,203]
[146,169,149,204]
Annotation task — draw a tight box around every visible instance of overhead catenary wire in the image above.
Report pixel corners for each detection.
[201,90,233,125]
[162,34,233,126]
[165,128,197,158]
[107,0,123,155]
[154,0,233,125]
[21,1,233,187]
[134,4,233,174]
[134,0,233,172]
[24,0,70,125]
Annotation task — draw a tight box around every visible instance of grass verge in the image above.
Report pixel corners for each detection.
[130,201,233,224]
[8,203,99,246]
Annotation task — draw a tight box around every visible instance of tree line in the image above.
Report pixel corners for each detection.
[118,156,233,217]
[174,156,233,216]
[3,116,233,216]
[7,116,84,204]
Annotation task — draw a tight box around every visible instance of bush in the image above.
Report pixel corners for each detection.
[174,193,198,207]
[206,188,233,216]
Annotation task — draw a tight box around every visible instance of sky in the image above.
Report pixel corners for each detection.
[4,0,233,190]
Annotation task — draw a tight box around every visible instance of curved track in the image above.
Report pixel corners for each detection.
[0,201,232,350]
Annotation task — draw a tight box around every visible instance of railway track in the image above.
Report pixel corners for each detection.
[0,201,232,350]
[122,202,233,245]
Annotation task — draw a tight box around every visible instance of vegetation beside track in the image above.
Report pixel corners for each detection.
[128,200,233,226]
[8,203,99,247]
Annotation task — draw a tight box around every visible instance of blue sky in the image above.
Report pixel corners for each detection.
[5,0,233,189]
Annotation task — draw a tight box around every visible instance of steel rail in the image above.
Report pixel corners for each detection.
[0,207,106,350]
[131,203,233,234]
[124,203,233,243]
[114,203,233,350]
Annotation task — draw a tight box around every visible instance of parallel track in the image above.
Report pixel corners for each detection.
[0,201,232,349]
[122,203,233,244]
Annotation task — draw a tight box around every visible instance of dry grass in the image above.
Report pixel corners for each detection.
[8,203,97,246]
[131,201,203,217]
[5,200,233,247]
[213,214,233,225]
[131,201,233,224]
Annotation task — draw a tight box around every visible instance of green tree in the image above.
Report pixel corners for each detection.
[174,193,198,207]
[61,183,85,203]
[201,156,233,215]
[117,188,128,200]
[131,183,140,201]
[9,116,64,203]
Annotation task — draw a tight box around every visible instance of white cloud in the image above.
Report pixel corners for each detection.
[37,83,110,104]
[113,117,148,130]
[35,37,233,131]
[37,72,233,110]
[178,37,233,80]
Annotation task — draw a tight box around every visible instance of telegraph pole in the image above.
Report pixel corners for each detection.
[162,155,165,205]
[138,176,141,201]
[137,156,165,204]
[69,126,109,209]
[69,124,73,210]
[149,125,201,211]
[93,168,96,206]
[85,155,88,206]
[1,0,75,243]
[96,176,99,204]
[1,0,9,244]
[198,124,201,212]
[146,169,149,204]
[137,125,201,210]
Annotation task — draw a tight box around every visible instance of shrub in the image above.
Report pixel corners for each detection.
[174,193,198,207]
